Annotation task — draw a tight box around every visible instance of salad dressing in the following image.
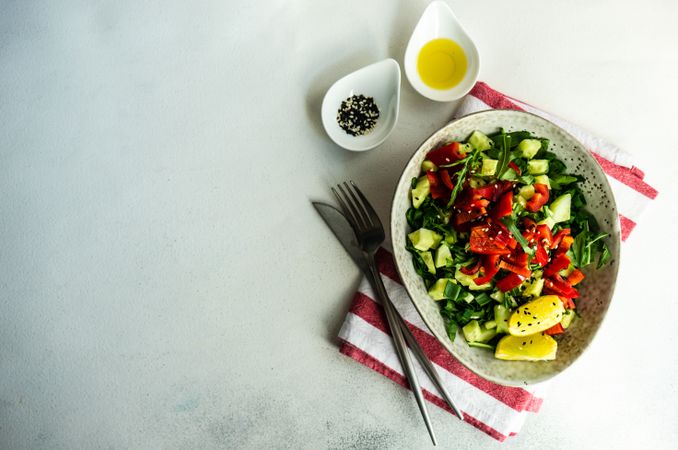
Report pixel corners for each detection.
[417,38,468,90]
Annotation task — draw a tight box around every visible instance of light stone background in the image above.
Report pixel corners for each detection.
[1,1,677,449]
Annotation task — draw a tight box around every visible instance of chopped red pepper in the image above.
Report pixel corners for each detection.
[502,251,529,267]
[498,260,532,278]
[493,221,515,248]
[465,181,514,204]
[522,218,537,233]
[426,171,449,200]
[454,208,487,227]
[439,169,455,190]
[495,273,527,292]
[526,183,550,212]
[493,181,515,202]
[426,142,465,166]
[536,224,553,247]
[560,235,574,251]
[473,184,495,200]
[552,228,571,248]
[508,161,521,175]
[492,191,513,220]
[543,254,571,277]
[559,296,576,309]
[474,255,500,285]
[460,259,481,275]
[544,275,579,299]
[544,323,565,335]
[469,225,510,255]
[533,242,549,267]
[566,269,585,286]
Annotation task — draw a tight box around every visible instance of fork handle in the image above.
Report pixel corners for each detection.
[365,254,438,446]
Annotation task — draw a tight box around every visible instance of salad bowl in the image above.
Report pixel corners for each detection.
[390,110,621,386]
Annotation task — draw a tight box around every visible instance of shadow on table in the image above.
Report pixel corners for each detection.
[305,50,377,140]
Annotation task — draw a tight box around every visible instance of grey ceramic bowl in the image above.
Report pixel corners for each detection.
[390,110,621,386]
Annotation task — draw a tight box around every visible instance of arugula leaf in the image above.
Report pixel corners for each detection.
[446,321,458,341]
[597,243,611,268]
[502,216,535,256]
[446,148,481,207]
[496,134,511,179]
[549,174,579,190]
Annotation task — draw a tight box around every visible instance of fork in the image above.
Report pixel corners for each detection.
[331,180,442,445]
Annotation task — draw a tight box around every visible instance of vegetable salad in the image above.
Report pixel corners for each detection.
[405,129,610,361]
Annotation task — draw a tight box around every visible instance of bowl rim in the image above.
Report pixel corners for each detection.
[389,109,622,385]
[320,58,401,152]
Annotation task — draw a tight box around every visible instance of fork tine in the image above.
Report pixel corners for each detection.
[331,187,357,231]
[343,181,372,228]
[337,183,366,230]
[350,180,382,229]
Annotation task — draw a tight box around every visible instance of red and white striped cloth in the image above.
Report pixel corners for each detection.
[337,82,658,441]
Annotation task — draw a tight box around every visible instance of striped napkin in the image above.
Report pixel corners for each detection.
[337,82,658,441]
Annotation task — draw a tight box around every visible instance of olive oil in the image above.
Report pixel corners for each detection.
[417,38,468,90]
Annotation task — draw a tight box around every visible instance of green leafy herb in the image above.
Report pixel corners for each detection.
[446,321,458,341]
[502,216,535,256]
[496,134,511,179]
[446,148,481,208]
[444,281,462,300]
[467,342,494,349]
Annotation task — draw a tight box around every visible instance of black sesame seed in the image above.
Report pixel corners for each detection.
[336,94,379,136]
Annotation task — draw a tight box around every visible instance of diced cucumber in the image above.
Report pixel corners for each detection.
[481,159,498,176]
[490,290,505,303]
[468,177,484,188]
[411,176,430,209]
[475,292,492,306]
[549,193,572,223]
[427,278,455,301]
[499,167,518,181]
[444,230,458,245]
[517,139,542,159]
[560,309,575,329]
[462,320,498,343]
[537,216,556,230]
[523,277,544,298]
[469,131,493,151]
[461,292,474,303]
[460,143,473,155]
[455,268,492,291]
[408,228,442,251]
[434,244,452,268]
[420,251,436,274]
[527,159,549,175]
[421,160,437,172]
[484,320,497,329]
[534,174,550,188]
[494,304,511,333]
[518,184,535,200]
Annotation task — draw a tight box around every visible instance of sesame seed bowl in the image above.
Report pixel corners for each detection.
[321,58,401,151]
